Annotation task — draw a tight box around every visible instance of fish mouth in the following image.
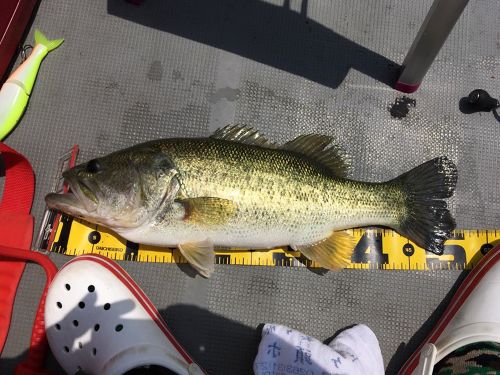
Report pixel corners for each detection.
[45,178,99,215]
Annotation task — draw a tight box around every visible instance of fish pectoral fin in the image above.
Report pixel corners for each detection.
[177,197,237,226]
[294,231,355,270]
[178,240,215,278]
[281,134,350,178]
[210,125,277,148]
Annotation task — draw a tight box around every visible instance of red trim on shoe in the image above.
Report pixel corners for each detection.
[61,254,206,373]
[398,246,500,375]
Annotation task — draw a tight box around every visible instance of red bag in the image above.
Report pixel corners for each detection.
[0,143,58,375]
[0,0,39,80]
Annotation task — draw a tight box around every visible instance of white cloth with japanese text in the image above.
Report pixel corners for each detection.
[253,323,384,375]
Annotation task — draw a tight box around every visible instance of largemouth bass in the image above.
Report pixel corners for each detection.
[46,125,458,277]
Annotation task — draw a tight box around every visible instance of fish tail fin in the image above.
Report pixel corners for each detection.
[393,157,458,254]
[34,30,64,52]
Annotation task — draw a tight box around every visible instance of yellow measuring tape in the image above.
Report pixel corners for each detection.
[47,214,499,270]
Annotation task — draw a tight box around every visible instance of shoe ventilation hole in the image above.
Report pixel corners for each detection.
[78,342,83,349]
[115,324,123,332]
[104,303,111,310]
[56,302,62,309]
[88,285,95,292]
[65,284,71,291]
[94,324,100,332]
[55,324,61,330]
[78,301,85,309]
[92,348,97,356]
[64,346,69,353]
[73,320,79,327]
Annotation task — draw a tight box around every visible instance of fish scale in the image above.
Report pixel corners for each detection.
[149,139,386,246]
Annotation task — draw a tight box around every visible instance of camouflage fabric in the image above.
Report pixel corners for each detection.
[434,341,500,375]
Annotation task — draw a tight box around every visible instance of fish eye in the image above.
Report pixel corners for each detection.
[86,159,101,174]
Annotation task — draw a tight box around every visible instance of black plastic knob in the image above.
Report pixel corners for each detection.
[467,89,499,111]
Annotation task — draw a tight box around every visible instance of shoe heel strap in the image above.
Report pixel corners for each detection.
[413,343,437,375]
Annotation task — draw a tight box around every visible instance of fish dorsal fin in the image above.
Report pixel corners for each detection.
[293,231,355,270]
[178,240,215,278]
[282,134,333,154]
[282,134,350,178]
[211,125,277,148]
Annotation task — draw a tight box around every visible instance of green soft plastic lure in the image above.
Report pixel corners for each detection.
[0,30,63,140]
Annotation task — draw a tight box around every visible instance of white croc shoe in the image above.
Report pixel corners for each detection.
[44,254,206,375]
[399,246,500,375]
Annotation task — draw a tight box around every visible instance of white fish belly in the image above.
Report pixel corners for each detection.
[118,222,332,249]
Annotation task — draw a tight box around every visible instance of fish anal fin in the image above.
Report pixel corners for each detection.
[178,197,237,226]
[282,134,350,178]
[178,240,215,278]
[294,231,355,270]
[210,125,277,148]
